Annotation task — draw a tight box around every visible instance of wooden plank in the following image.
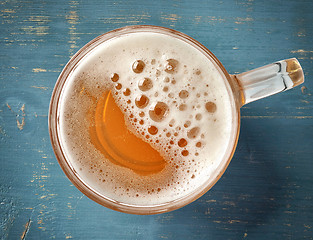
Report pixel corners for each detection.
[0,0,312,239]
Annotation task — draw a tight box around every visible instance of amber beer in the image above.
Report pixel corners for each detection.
[54,26,238,212]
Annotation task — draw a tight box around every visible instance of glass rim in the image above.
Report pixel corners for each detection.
[48,25,240,214]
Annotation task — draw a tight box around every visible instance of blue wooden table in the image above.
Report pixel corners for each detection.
[1,0,312,239]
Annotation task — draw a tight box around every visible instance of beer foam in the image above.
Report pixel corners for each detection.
[58,32,237,206]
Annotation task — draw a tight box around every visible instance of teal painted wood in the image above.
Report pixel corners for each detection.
[1,0,312,239]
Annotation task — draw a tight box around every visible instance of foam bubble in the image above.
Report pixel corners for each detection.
[132,60,145,73]
[184,121,191,128]
[187,127,200,139]
[148,125,158,135]
[205,101,217,113]
[178,104,187,111]
[195,113,202,120]
[149,102,169,122]
[115,83,122,90]
[110,73,119,82]
[181,150,189,156]
[164,59,179,73]
[179,90,189,99]
[178,138,187,147]
[138,78,153,91]
[135,95,149,108]
[123,88,131,96]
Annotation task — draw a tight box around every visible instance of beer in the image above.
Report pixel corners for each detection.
[58,30,236,206]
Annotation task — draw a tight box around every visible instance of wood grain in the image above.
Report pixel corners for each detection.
[1,0,312,239]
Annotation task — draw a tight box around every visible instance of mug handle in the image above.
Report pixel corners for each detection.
[231,58,304,106]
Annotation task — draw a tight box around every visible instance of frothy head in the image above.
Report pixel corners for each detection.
[111,57,222,164]
[57,30,237,208]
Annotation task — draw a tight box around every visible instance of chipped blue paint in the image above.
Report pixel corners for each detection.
[0,0,313,239]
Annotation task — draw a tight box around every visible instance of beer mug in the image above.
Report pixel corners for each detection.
[49,25,304,214]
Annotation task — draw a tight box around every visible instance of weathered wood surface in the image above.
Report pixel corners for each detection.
[1,0,312,239]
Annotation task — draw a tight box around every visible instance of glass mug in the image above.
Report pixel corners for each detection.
[49,25,304,214]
